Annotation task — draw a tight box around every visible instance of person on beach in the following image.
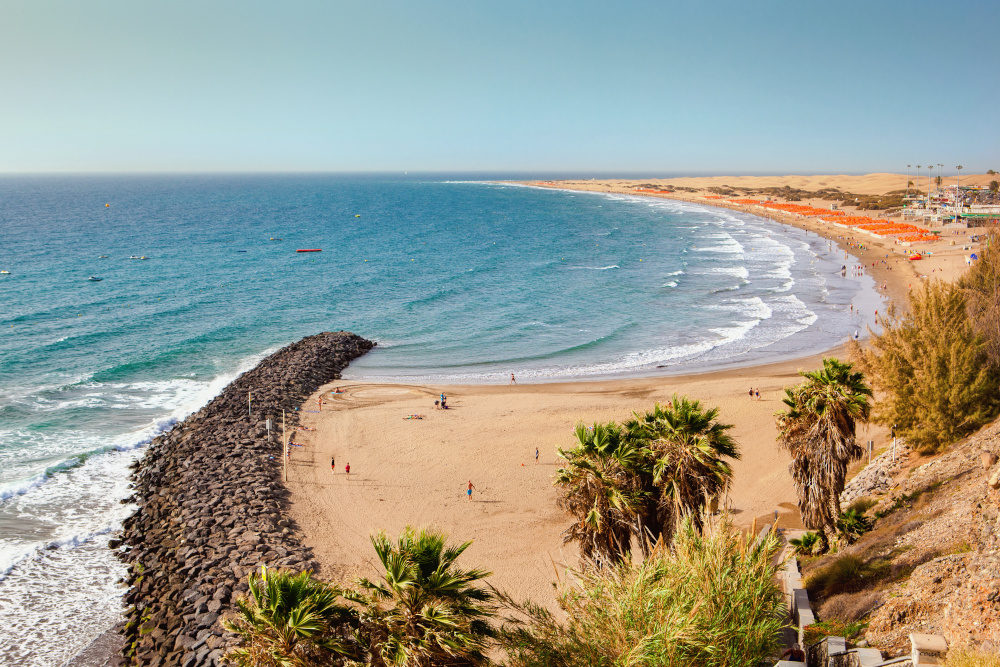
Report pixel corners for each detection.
[749,387,754,399]
[755,388,760,400]
[535,447,539,463]
[467,480,476,500]
[318,395,323,411]
[331,456,335,472]
[510,373,516,385]
[345,462,350,475]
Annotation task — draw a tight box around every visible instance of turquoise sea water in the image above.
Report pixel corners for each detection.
[0,175,881,664]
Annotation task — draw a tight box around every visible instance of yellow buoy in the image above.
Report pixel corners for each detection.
[105,203,110,207]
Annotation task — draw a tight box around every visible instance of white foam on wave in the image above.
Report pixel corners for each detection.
[705,266,750,280]
[665,269,684,276]
[568,265,619,271]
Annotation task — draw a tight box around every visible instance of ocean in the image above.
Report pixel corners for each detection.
[0,174,880,664]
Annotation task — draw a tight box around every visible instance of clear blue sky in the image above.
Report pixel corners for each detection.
[2,0,997,174]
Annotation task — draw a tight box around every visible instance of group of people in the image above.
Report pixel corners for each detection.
[747,387,761,400]
[435,392,449,409]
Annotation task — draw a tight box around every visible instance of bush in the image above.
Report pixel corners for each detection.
[790,531,822,556]
[805,555,866,599]
[837,508,873,543]
[802,619,868,645]
[852,280,1000,453]
[846,497,877,514]
[499,517,787,667]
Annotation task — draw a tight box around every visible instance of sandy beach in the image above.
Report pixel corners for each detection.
[526,173,994,308]
[286,354,893,608]
[284,173,985,610]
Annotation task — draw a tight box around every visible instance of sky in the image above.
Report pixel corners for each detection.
[1,0,998,174]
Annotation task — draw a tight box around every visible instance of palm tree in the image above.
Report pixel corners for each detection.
[349,527,497,667]
[775,359,872,553]
[554,422,648,563]
[224,567,358,667]
[624,397,740,546]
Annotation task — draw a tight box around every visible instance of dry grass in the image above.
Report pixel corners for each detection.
[944,649,1000,667]
[818,590,883,623]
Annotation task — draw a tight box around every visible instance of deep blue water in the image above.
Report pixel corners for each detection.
[0,174,880,664]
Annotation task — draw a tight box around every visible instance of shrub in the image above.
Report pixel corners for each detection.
[802,619,867,645]
[837,508,873,543]
[846,497,877,514]
[805,555,866,598]
[852,280,1000,453]
[499,517,787,667]
[790,531,822,556]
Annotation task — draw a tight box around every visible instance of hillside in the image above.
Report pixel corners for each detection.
[800,416,1000,655]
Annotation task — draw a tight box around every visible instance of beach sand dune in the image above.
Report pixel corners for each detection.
[285,353,887,609]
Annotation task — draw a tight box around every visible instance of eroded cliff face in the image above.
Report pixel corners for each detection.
[808,417,1000,656]
[115,332,375,666]
[862,422,1000,654]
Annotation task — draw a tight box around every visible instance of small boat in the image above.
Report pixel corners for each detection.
[128,255,149,260]
[87,276,103,282]
[236,250,248,253]
[98,255,109,259]
[0,270,10,274]
[296,249,322,253]
[269,237,282,241]
[354,214,361,218]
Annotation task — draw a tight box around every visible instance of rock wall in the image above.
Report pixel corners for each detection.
[115,332,375,666]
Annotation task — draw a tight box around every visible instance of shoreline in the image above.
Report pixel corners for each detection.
[286,344,892,614]
[513,181,919,309]
[283,175,984,614]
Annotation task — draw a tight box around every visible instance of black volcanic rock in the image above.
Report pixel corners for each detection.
[114,332,375,666]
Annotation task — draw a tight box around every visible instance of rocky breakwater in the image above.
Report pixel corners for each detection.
[115,332,375,666]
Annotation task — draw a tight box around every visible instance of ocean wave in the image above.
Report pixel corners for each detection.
[661,281,678,288]
[707,266,750,280]
[0,350,269,504]
[0,525,116,583]
[665,269,685,276]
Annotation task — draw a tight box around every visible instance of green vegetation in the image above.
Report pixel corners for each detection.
[776,359,872,552]
[499,518,786,667]
[789,531,821,556]
[225,529,495,667]
[853,280,1000,453]
[225,521,788,667]
[223,568,356,666]
[349,528,497,667]
[836,508,872,543]
[802,619,867,646]
[990,180,999,193]
[555,398,739,563]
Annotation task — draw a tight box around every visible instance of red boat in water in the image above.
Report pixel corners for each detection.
[296,249,322,253]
